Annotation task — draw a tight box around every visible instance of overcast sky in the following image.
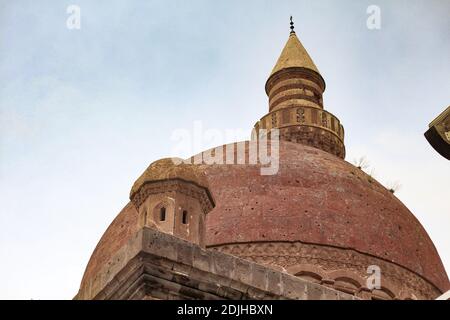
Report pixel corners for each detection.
[0,0,449,299]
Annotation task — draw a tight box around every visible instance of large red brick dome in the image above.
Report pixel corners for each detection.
[199,141,449,296]
[79,141,448,299]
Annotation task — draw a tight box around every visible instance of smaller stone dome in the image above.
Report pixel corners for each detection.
[130,158,212,201]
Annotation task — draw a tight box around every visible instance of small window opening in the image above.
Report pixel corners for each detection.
[160,207,166,221]
[143,209,148,226]
[182,210,188,224]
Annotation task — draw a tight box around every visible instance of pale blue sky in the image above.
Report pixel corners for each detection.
[0,0,449,299]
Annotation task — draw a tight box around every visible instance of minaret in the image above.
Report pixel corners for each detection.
[255,17,345,158]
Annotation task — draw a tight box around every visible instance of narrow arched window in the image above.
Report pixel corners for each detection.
[182,210,188,224]
[143,209,148,226]
[160,207,166,221]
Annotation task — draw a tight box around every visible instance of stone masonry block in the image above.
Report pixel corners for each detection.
[281,272,307,300]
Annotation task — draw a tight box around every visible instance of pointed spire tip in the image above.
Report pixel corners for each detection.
[290,16,295,34]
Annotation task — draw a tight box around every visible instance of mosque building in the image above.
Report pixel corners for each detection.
[75,20,449,300]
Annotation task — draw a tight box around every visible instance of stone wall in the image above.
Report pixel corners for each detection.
[75,228,357,300]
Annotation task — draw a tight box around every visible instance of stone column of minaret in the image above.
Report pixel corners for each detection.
[255,18,345,158]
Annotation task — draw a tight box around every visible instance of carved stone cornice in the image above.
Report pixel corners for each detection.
[131,179,214,214]
[210,241,442,300]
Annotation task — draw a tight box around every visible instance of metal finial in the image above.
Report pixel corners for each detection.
[290,16,295,34]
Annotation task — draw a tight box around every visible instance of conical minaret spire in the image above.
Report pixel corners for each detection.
[268,24,322,86]
[254,19,345,158]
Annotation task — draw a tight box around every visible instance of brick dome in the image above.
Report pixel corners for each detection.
[78,141,449,299]
[199,142,449,297]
